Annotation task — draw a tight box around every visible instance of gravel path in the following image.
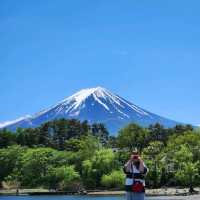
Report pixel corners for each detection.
[148,194,200,200]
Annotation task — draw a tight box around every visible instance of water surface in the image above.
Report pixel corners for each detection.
[0,195,183,200]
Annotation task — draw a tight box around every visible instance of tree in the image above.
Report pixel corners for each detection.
[82,148,118,188]
[117,123,149,152]
[64,135,101,173]
[0,145,24,186]
[16,128,40,147]
[41,119,91,150]
[163,131,200,188]
[142,141,164,188]
[101,169,125,189]
[176,162,199,193]
[166,131,200,162]
[19,148,62,186]
[173,145,200,192]
[45,165,80,191]
[107,135,117,148]
[148,123,167,144]
[0,129,16,148]
[91,123,109,146]
[173,124,193,135]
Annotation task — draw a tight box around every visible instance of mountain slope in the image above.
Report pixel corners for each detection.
[1,87,180,134]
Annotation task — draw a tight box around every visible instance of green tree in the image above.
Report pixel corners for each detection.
[0,145,25,186]
[173,145,200,192]
[91,123,109,146]
[173,124,193,135]
[117,123,149,152]
[107,135,117,148]
[45,165,80,191]
[16,128,40,147]
[101,169,125,189]
[142,141,164,188]
[162,131,200,187]
[20,148,62,186]
[148,123,167,144]
[82,148,118,188]
[0,129,16,148]
[43,119,91,150]
[64,135,101,173]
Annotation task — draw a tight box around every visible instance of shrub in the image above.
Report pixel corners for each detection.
[101,170,125,189]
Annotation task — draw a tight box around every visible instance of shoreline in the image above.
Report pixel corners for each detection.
[0,188,199,197]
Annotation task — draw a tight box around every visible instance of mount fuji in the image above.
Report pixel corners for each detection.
[1,87,181,134]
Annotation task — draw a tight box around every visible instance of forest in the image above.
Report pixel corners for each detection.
[0,119,199,192]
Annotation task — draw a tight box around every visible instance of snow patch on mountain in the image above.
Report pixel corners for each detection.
[0,115,31,128]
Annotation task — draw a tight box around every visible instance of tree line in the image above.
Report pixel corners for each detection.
[0,119,199,192]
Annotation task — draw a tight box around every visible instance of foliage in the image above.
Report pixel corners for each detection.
[82,148,119,188]
[0,145,25,183]
[45,165,80,190]
[0,120,199,190]
[117,123,149,152]
[0,129,16,148]
[101,170,125,189]
[175,162,200,187]
[20,147,79,187]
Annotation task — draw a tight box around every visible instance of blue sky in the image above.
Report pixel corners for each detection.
[0,0,200,125]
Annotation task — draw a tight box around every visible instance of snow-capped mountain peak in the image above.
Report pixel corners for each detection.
[56,86,149,118]
[0,87,181,134]
[63,86,110,110]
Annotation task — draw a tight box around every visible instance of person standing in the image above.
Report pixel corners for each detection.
[123,150,148,200]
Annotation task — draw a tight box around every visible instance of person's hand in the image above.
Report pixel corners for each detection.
[130,154,134,161]
[138,156,144,165]
[138,156,142,161]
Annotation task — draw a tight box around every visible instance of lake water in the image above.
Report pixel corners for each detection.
[0,195,181,200]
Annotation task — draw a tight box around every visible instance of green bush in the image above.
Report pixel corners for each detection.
[82,148,119,188]
[45,165,80,190]
[101,170,125,189]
